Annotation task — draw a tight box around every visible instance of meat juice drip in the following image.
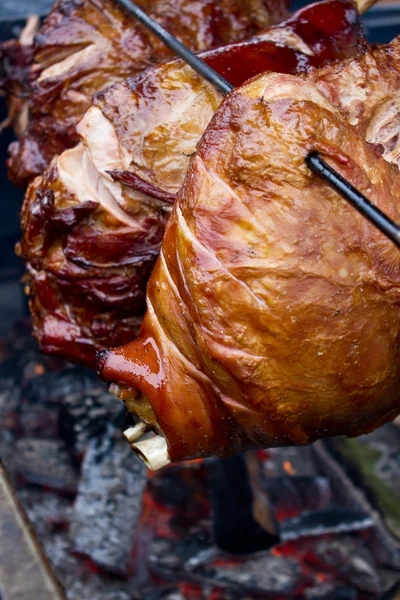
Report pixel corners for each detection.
[98,335,165,401]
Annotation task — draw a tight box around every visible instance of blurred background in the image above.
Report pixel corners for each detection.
[1,2,400,600]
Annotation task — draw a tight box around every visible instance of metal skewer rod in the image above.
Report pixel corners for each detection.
[307,153,400,248]
[117,0,400,250]
[116,0,233,96]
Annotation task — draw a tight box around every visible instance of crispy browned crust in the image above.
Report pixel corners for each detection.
[310,39,400,165]
[98,47,400,462]
[6,0,289,188]
[20,167,164,366]
[19,0,362,367]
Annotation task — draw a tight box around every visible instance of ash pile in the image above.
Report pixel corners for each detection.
[1,322,400,600]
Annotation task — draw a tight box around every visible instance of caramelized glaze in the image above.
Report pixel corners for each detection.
[6,0,289,187]
[20,0,363,366]
[99,40,400,462]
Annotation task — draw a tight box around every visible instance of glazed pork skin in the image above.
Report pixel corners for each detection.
[6,0,289,188]
[98,52,400,466]
[20,0,362,367]
[309,39,400,166]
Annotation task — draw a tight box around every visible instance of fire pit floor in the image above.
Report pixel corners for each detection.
[1,322,400,599]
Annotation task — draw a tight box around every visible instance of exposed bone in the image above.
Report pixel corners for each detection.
[124,395,159,429]
[131,436,171,471]
[109,383,139,401]
[124,422,147,443]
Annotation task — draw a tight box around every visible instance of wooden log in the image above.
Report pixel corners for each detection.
[0,460,66,600]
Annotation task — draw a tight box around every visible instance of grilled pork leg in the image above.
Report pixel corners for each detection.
[98,39,400,469]
[5,0,289,188]
[20,0,361,367]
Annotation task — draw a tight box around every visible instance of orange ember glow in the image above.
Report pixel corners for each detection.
[34,363,45,375]
[283,461,296,475]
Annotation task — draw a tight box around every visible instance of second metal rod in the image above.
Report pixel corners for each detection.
[116,0,233,96]
[307,153,400,249]
[117,0,400,250]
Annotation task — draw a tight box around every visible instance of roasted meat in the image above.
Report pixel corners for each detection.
[309,43,400,166]
[0,17,40,136]
[98,37,400,468]
[20,0,362,367]
[6,0,289,188]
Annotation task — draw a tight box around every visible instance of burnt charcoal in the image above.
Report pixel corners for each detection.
[70,430,147,575]
[58,372,124,454]
[18,369,64,440]
[149,538,184,575]
[308,536,381,594]
[304,582,357,600]
[265,476,332,515]
[43,530,132,600]
[0,327,82,441]
[206,456,279,554]
[185,547,221,571]
[0,322,123,452]
[313,441,400,570]
[17,487,72,537]
[0,351,58,439]
[14,365,82,440]
[149,533,300,597]
[261,446,320,477]
[6,438,79,494]
[0,378,21,432]
[380,577,400,599]
[13,488,125,600]
[132,588,185,600]
[258,447,333,528]
[148,463,208,518]
[0,430,17,474]
[149,467,194,509]
[133,587,245,600]
[330,424,400,540]
[280,509,374,540]
[0,371,21,415]
[149,523,214,578]
[24,369,67,406]
[192,553,301,596]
